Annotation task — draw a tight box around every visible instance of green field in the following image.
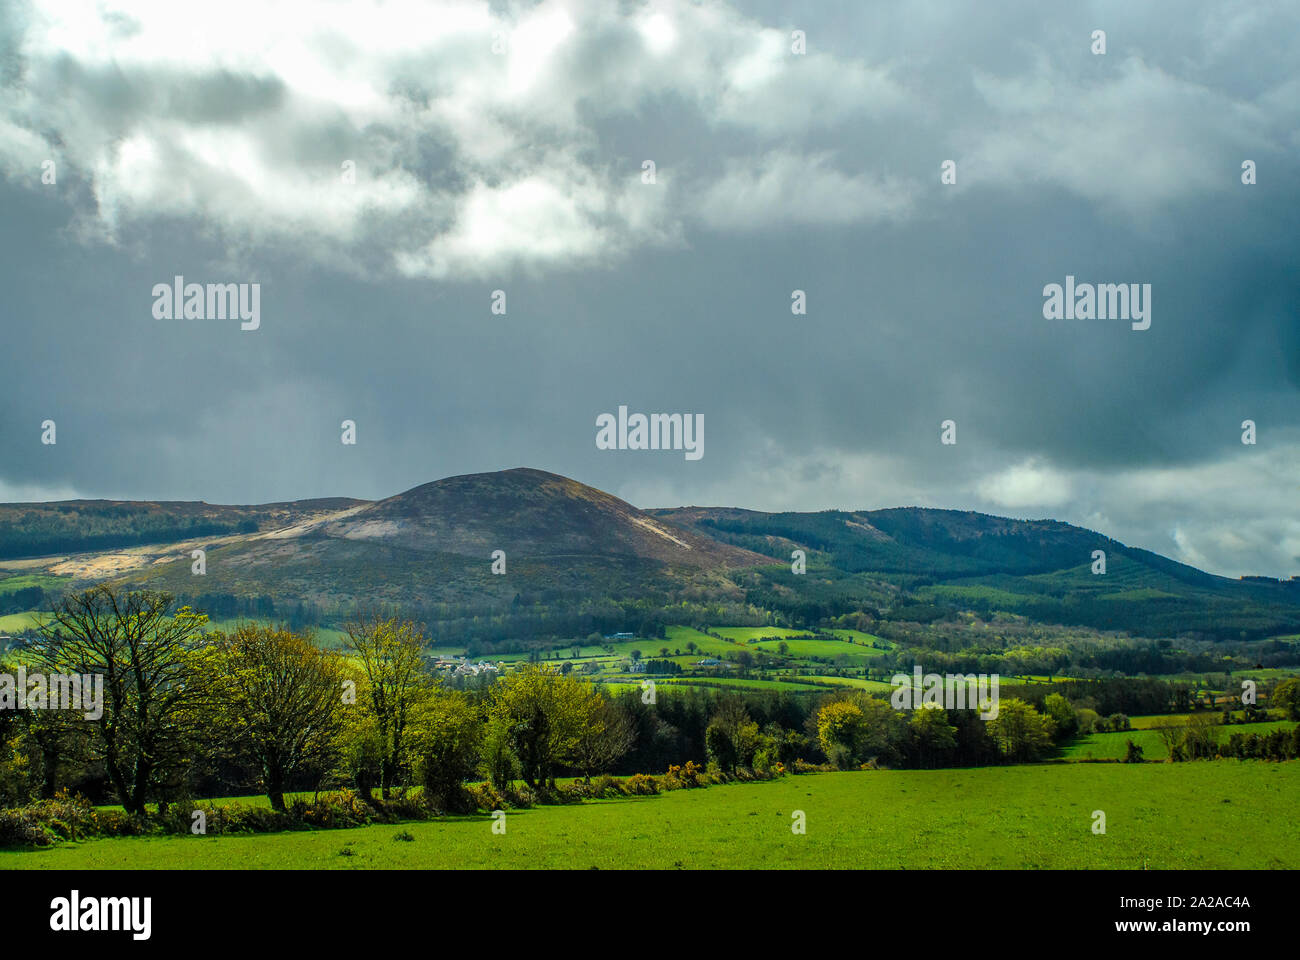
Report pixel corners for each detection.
[0,574,69,595]
[827,628,892,646]
[791,675,894,692]
[1061,721,1296,761]
[710,627,815,642]
[5,763,1295,869]
[0,612,41,632]
[752,637,884,661]
[1126,711,1277,730]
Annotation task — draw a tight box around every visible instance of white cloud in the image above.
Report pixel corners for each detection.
[692,151,915,230]
[974,458,1074,508]
[0,0,909,279]
[962,56,1279,208]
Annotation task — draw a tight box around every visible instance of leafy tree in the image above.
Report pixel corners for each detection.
[412,687,482,813]
[1042,693,1078,741]
[816,695,904,767]
[344,616,431,800]
[1272,678,1300,720]
[1074,708,1099,735]
[481,713,518,791]
[705,699,760,773]
[210,624,346,811]
[986,698,1052,762]
[909,707,957,768]
[488,664,600,789]
[816,700,867,766]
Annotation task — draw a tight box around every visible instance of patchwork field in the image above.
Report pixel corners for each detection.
[5,763,1295,870]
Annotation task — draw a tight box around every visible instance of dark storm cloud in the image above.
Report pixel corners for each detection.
[0,0,1296,576]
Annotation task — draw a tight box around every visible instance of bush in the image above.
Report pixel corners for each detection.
[0,807,53,847]
[1123,740,1144,763]
[466,782,506,812]
[662,761,705,790]
[624,773,659,795]
[0,792,98,847]
[94,809,148,837]
[826,743,855,771]
[287,791,374,830]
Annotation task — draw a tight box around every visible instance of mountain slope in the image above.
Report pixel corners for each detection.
[92,470,767,637]
[1,470,1297,644]
[651,506,1300,639]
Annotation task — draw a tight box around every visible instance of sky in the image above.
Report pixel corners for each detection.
[1,0,1297,578]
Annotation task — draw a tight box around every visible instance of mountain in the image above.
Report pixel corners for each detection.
[0,469,767,643]
[651,506,1300,639]
[1,468,1297,644]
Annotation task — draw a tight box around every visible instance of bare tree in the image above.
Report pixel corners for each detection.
[573,698,636,781]
[30,586,213,815]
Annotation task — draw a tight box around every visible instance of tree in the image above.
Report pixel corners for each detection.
[908,707,957,768]
[1074,708,1099,736]
[1272,678,1300,720]
[1155,722,1183,761]
[706,698,760,773]
[1042,693,1078,741]
[1182,713,1219,759]
[573,697,635,780]
[29,586,214,815]
[816,695,902,768]
[488,664,600,790]
[816,700,867,768]
[481,714,518,791]
[344,617,431,800]
[986,698,1053,762]
[412,687,482,813]
[211,624,347,812]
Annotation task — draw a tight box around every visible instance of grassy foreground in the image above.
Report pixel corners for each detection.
[3,763,1296,870]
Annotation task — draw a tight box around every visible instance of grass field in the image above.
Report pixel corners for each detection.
[791,675,894,692]
[4,763,1294,870]
[1061,721,1296,761]
[1126,711,1278,730]
[710,627,815,642]
[0,611,42,632]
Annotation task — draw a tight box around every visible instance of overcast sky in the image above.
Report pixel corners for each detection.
[1,0,1297,578]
